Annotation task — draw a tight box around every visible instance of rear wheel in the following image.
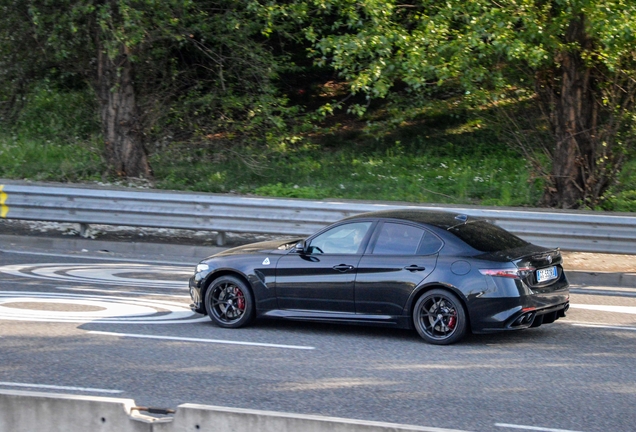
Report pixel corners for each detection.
[413,289,467,345]
[205,276,254,328]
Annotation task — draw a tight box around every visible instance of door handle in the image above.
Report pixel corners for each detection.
[333,264,355,272]
[404,265,426,272]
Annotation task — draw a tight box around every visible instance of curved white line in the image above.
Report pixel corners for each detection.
[0,291,206,324]
[0,263,190,288]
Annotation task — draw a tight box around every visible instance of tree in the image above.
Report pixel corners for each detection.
[7,0,197,178]
[1,0,295,179]
[259,0,636,208]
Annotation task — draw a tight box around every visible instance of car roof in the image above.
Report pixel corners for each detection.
[343,209,475,229]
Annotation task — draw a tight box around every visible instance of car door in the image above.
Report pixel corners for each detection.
[355,222,442,316]
[275,221,373,313]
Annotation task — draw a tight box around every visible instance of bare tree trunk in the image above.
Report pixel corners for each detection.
[539,15,595,209]
[97,43,152,179]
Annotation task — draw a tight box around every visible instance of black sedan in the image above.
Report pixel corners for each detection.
[189,210,569,344]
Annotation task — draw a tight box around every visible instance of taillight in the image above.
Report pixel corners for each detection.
[479,267,535,279]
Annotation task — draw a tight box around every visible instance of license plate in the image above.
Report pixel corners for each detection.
[536,266,558,283]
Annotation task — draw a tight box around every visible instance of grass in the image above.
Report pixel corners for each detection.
[1,86,634,210]
[150,118,545,207]
[0,134,105,182]
[0,84,105,183]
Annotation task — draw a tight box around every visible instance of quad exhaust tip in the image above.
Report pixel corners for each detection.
[513,312,535,326]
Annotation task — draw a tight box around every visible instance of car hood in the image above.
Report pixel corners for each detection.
[210,238,304,258]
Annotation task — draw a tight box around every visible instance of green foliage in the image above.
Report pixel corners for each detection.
[156,3,303,148]
[152,117,545,206]
[0,83,103,181]
[1,0,635,212]
[599,159,636,211]
[1,0,304,164]
[259,0,636,102]
[256,0,636,208]
[2,82,633,210]
[13,83,99,144]
[604,191,636,212]
[254,183,325,199]
[0,134,104,182]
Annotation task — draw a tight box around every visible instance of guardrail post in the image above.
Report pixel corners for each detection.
[216,231,226,246]
[80,223,90,238]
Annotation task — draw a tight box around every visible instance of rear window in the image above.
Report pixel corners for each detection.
[448,220,528,252]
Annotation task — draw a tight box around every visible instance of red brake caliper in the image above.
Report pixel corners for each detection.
[448,312,457,329]
[234,287,245,311]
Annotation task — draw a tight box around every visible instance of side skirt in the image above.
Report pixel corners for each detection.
[258,309,411,329]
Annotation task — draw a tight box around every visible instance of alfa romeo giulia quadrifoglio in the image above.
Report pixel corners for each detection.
[189,209,570,344]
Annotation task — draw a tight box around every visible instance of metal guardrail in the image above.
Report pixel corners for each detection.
[1,180,636,254]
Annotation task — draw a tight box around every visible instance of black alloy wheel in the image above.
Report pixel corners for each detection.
[413,289,467,345]
[205,276,255,328]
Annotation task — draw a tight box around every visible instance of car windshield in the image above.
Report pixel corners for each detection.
[447,220,528,252]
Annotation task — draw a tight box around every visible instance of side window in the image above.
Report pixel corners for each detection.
[372,222,443,255]
[372,223,424,255]
[308,222,372,254]
[418,231,443,255]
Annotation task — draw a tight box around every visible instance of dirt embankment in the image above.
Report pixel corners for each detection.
[562,252,636,273]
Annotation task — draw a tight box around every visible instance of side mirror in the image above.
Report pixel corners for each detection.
[295,240,307,254]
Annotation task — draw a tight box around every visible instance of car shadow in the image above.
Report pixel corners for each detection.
[247,316,570,346]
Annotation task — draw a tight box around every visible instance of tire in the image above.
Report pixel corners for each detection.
[413,289,467,345]
[205,276,255,328]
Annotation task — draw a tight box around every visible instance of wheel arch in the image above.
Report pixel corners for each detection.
[405,283,471,331]
[202,270,254,312]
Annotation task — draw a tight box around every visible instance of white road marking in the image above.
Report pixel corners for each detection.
[570,303,636,314]
[0,291,207,324]
[0,381,123,394]
[0,263,190,289]
[89,330,316,351]
[0,248,193,265]
[56,286,191,299]
[495,423,583,432]
[569,322,636,332]
[571,286,636,294]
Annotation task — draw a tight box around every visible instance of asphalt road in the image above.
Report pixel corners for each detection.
[1,247,635,432]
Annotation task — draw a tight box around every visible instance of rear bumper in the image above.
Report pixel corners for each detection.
[474,300,569,333]
[469,277,570,333]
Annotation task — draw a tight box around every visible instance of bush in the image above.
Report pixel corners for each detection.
[13,82,100,144]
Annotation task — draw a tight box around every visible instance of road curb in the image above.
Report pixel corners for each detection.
[566,270,636,288]
[0,234,221,263]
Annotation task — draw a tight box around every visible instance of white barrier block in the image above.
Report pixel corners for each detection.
[155,404,469,432]
[0,389,162,432]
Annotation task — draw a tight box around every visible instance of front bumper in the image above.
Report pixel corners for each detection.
[189,276,206,314]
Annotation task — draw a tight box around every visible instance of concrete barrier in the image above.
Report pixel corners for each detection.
[154,404,466,432]
[0,389,161,432]
[0,389,467,432]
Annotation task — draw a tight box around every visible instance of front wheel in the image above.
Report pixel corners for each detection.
[413,289,467,345]
[205,276,255,328]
